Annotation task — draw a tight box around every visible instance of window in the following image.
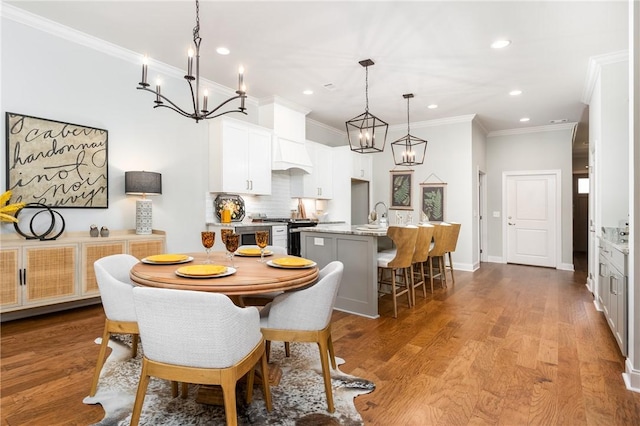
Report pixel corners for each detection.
[577,177,589,194]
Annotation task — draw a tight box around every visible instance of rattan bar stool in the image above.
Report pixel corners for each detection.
[443,222,461,284]
[424,222,452,291]
[411,223,435,301]
[377,225,418,318]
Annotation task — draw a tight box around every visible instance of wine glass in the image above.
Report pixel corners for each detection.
[201,231,215,264]
[220,228,234,265]
[224,233,240,268]
[255,230,269,263]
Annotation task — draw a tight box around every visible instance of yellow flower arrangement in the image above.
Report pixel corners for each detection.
[0,190,26,223]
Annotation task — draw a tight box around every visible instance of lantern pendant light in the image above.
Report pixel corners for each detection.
[391,94,427,166]
[345,59,389,154]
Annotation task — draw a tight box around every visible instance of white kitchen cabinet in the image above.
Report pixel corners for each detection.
[290,141,333,199]
[272,225,288,250]
[598,237,628,356]
[209,117,272,195]
[351,151,372,181]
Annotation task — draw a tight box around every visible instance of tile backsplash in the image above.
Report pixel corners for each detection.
[206,171,302,224]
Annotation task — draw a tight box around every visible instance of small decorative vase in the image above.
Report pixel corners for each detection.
[100,226,110,237]
[90,225,99,237]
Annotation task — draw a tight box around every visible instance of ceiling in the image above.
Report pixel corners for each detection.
[4,1,629,148]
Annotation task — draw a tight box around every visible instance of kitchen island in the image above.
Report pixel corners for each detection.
[299,225,392,318]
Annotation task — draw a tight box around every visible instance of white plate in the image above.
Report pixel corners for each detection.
[266,260,317,269]
[356,227,387,232]
[235,250,273,257]
[175,266,236,279]
[142,256,194,265]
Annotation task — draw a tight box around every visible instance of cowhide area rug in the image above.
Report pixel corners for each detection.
[83,335,375,425]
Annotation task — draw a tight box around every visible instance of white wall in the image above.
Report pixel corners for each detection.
[486,125,575,267]
[471,118,488,269]
[0,10,258,252]
[369,116,477,271]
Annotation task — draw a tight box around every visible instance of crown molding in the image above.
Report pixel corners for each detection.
[257,96,311,115]
[1,3,255,104]
[306,118,346,138]
[581,50,629,105]
[488,122,577,137]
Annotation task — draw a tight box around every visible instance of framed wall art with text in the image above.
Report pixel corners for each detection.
[5,112,108,208]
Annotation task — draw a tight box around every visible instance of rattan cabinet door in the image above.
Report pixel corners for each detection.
[24,245,77,306]
[82,241,126,295]
[128,238,165,260]
[0,248,20,309]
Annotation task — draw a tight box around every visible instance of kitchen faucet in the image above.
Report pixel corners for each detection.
[374,201,388,228]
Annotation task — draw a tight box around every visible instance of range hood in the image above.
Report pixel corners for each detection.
[272,136,313,174]
[259,97,313,173]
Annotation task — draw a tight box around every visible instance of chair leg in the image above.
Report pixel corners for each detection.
[404,267,414,307]
[221,378,239,426]
[246,363,255,404]
[390,270,398,318]
[182,382,189,398]
[131,333,138,357]
[130,359,151,426]
[265,340,272,363]
[284,341,291,357]
[448,252,455,283]
[439,256,447,288]
[428,258,435,293]
[89,322,111,397]
[327,334,337,369]
[317,339,335,413]
[260,352,273,411]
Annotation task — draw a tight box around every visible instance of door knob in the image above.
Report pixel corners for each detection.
[508,222,515,226]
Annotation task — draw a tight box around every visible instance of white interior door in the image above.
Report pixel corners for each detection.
[505,173,557,267]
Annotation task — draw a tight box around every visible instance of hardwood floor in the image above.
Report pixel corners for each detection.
[2,259,639,425]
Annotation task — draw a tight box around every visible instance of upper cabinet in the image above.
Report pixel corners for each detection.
[209,117,272,195]
[290,141,333,199]
[351,152,372,181]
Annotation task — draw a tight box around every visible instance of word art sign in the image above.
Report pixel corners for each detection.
[5,113,108,208]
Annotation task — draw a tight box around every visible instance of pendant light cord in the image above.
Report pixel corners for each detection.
[365,65,369,112]
[193,0,201,48]
[406,96,411,136]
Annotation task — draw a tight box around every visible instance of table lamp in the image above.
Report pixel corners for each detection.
[125,171,162,235]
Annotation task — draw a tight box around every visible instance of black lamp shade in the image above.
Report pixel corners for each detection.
[125,171,162,195]
[346,111,389,154]
[391,135,428,166]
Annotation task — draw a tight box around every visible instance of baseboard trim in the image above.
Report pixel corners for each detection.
[623,359,640,393]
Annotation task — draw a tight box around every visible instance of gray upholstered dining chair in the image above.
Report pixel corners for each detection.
[259,261,344,413]
[130,287,272,426]
[89,254,140,397]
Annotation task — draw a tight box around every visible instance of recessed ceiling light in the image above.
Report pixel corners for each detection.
[509,90,522,96]
[520,117,530,122]
[216,47,230,55]
[491,39,511,49]
[303,89,313,95]
[427,104,438,109]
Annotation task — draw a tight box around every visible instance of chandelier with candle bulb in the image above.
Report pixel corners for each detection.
[137,0,246,123]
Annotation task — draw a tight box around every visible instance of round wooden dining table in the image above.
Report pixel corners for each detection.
[129,250,319,400]
[129,251,319,296]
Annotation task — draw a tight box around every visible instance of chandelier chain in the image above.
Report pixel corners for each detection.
[193,0,201,48]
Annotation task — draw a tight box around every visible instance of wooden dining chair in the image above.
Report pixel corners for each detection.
[377,225,418,318]
[443,222,461,284]
[90,254,140,397]
[411,224,436,301]
[259,261,344,413]
[131,287,272,426]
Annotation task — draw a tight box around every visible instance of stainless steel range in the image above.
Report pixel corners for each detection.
[263,218,318,256]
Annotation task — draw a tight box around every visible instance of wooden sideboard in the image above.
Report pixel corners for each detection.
[0,230,165,321]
